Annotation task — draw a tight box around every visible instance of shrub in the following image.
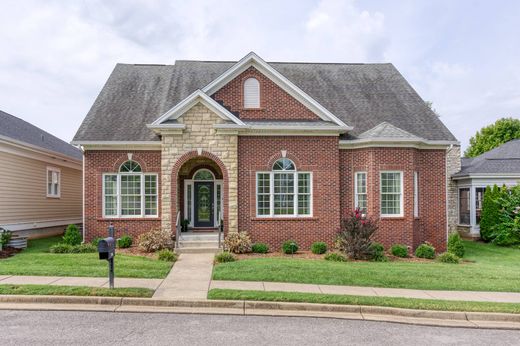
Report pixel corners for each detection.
[492,185,520,246]
[138,228,173,252]
[415,243,435,259]
[437,252,460,264]
[117,235,133,248]
[224,232,252,254]
[91,237,103,247]
[391,244,408,258]
[447,233,465,258]
[215,251,236,263]
[336,209,379,260]
[62,224,82,246]
[49,243,73,253]
[369,242,387,262]
[324,253,347,262]
[157,249,177,262]
[480,185,504,242]
[0,228,12,246]
[50,243,96,254]
[282,240,299,254]
[311,242,327,255]
[251,243,269,254]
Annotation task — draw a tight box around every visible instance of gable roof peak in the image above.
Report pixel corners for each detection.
[358,122,422,140]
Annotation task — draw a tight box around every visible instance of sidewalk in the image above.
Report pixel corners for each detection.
[210,280,520,304]
[0,275,162,290]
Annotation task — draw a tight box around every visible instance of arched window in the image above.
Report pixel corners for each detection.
[119,160,142,173]
[103,160,157,218]
[193,169,215,181]
[256,158,312,217]
[243,77,260,108]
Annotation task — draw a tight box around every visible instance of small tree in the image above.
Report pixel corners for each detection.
[337,209,379,260]
[62,224,82,246]
[480,185,498,242]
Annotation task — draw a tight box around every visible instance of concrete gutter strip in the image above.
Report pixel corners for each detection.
[1,295,520,330]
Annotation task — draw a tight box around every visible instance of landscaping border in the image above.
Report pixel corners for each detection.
[1,295,520,330]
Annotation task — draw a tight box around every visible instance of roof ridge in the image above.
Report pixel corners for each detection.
[174,59,392,66]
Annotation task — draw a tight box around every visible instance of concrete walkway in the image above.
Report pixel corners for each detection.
[210,280,520,304]
[152,253,214,300]
[0,275,162,290]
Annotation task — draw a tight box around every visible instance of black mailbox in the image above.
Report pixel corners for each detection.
[98,237,115,260]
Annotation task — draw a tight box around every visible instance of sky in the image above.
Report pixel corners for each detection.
[1,0,519,150]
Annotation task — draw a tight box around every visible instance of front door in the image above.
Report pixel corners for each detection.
[194,182,214,227]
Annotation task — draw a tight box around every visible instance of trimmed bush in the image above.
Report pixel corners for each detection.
[324,253,347,262]
[49,243,96,254]
[311,242,327,255]
[251,243,269,254]
[282,240,299,254]
[117,235,133,248]
[224,232,252,254]
[336,209,379,260]
[447,233,465,258]
[437,252,460,264]
[369,242,387,262]
[0,228,12,246]
[215,251,236,263]
[62,224,82,246]
[415,243,435,259]
[480,185,503,242]
[492,185,520,246]
[138,228,173,252]
[157,249,177,262]
[391,244,408,258]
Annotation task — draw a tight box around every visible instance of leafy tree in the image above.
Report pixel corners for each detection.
[464,118,520,157]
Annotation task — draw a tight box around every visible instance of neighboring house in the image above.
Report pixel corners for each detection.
[452,139,520,238]
[0,110,82,238]
[73,52,459,251]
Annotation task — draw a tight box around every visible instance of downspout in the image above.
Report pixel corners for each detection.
[445,144,453,245]
[81,146,85,243]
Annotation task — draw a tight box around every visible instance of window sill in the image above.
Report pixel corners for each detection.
[46,195,61,199]
[457,224,471,228]
[97,217,161,221]
[241,107,265,111]
[380,216,405,220]
[251,217,318,222]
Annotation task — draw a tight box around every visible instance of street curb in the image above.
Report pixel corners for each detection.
[1,295,520,329]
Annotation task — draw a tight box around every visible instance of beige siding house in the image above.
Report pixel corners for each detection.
[0,110,82,238]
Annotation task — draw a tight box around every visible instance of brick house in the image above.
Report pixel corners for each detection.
[73,52,459,252]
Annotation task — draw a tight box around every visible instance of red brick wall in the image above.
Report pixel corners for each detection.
[339,148,447,252]
[212,66,321,121]
[238,136,341,250]
[83,150,161,241]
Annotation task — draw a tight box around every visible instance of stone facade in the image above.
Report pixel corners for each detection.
[446,145,461,234]
[160,103,238,234]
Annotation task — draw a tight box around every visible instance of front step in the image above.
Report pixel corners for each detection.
[179,240,220,248]
[175,247,221,254]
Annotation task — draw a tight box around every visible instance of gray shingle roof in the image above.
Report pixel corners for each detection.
[73,60,457,142]
[357,122,421,140]
[453,139,520,177]
[0,110,82,160]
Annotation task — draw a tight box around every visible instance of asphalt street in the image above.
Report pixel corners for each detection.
[1,310,519,345]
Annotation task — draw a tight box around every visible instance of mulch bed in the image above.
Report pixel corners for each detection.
[0,247,22,259]
[235,251,436,263]
[117,246,158,259]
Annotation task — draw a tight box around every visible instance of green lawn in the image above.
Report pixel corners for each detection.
[208,289,520,314]
[0,284,153,297]
[0,237,173,279]
[213,241,520,292]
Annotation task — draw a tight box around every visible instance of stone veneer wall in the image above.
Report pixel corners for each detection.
[446,145,461,233]
[160,103,238,234]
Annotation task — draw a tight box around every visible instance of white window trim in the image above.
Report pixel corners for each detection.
[457,187,471,226]
[184,179,223,227]
[380,171,404,218]
[46,166,61,198]
[413,171,419,218]
[255,171,313,218]
[354,171,367,214]
[102,172,158,218]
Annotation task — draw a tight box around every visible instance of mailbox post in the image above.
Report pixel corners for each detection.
[98,234,116,289]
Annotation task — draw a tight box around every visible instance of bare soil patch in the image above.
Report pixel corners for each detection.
[0,247,22,259]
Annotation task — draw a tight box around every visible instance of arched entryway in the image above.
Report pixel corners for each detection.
[176,156,224,230]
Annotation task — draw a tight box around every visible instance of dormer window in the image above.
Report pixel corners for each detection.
[243,77,260,108]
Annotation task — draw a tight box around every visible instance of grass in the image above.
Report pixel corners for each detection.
[0,284,153,297]
[0,237,173,279]
[208,289,520,314]
[213,241,520,292]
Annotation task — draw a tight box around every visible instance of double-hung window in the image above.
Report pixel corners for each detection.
[354,172,367,214]
[103,160,158,218]
[256,158,312,217]
[47,167,61,198]
[380,171,403,217]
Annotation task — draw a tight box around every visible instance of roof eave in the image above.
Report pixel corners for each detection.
[0,134,82,163]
